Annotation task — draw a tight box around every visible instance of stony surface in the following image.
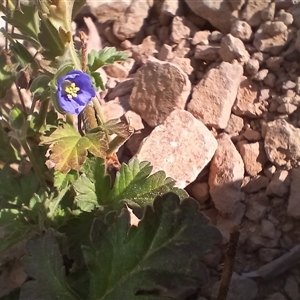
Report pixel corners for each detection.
[4,0,300,299]
[129,61,190,127]
[187,62,243,129]
[209,134,244,217]
[136,110,218,188]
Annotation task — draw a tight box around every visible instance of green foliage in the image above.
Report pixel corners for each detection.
[0,51,17,99]
[19,194,222,300]
[20,229,81,300]
[88,48,128,72]
[74,158,188,212]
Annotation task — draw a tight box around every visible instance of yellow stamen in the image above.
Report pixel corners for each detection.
[64,82,80,99]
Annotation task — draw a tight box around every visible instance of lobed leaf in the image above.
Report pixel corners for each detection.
[87,47,128,72]
[83,192,223,299]
[106,159,188,205]
[20,230,81,300]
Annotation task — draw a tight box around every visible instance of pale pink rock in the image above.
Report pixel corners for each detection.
[266,170,290,197]
[240,142,268,176]
[191,30,210,45]
[104,63,129,79]
[170,16,190,44]
[129,61,191,127]
[136,110,218,188]
[112,1,152,41]
[242,0,271,27]
[191,182,210,204]
[232,77,263,118]
[209,133,244,217]
[194,45,220,61]
[224,114,244,137]
[219,34,250,64]
[187,62,243,129]
[230,21,252,42]
[264,119,300,167]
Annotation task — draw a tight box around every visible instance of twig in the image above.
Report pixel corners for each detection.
[217,225,240,300]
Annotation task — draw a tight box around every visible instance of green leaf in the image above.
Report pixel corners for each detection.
[0,166,39,207]
[101,118,134,139]
[90,71,105,91]
[82,193,222,299]
[106,159,188,205]
[38,14,67,60]
[87,47,128,72]
[0,127,20,163]
[40,124,88,173]
[20,230,81,300]
[30,75,51,101]
[82,128,109,158]
[2,3,39,42]
[0,208,37,252]
[73,157,110,210]
[0,51,17,99]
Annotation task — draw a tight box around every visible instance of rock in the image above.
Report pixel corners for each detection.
[276,10,294,26]
[131,35,162,59]
[287,4,300,28]
[287,168,300,218]
[86,0,132,23]
[266,56,284,70]
[107,78,134,100]
[136,110,218,188]
[252,69,268,82]
[253,27,292,55]
[230,21,252,42]
[112,0,151,41]
[209,31,224,43]
[243,129,261,141]
[241,0,271,27]
[264,119,300,167]
[194,45,220,61]
[232,77,263,118]
[261,3,276,21]
[170,16,190,44]
[160,0,182,18]
[266,293,287,300]
[219,34,250,64]
[129,61,190,127]
[188,62,243,129]
[125,126,152,155]
[191,30,210,45]
[228,0,245,10]
[209,133,244,217]
[212,273,258,300]
[284,275,300,300]
[104,63,129,79]
[184,0,236,33]
[259,248,282,263]
[263,21,288,36]
[102,97,130,121]
[245,59,260,75]
[224,114,244,138]
[266,170,290,197]
[191,182,210,204]
[125,110,144,131]
[240,142,268,176]
[242,175,270,193]
[261,219,276,239]
[157,44,173,61]
[245,192,268,222]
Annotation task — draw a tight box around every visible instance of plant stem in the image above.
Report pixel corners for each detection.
[217,225,240,300]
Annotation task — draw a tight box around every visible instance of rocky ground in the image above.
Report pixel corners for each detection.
[2,0,300,299]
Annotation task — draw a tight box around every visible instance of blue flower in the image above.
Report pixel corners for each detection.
[56,70,96,115]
